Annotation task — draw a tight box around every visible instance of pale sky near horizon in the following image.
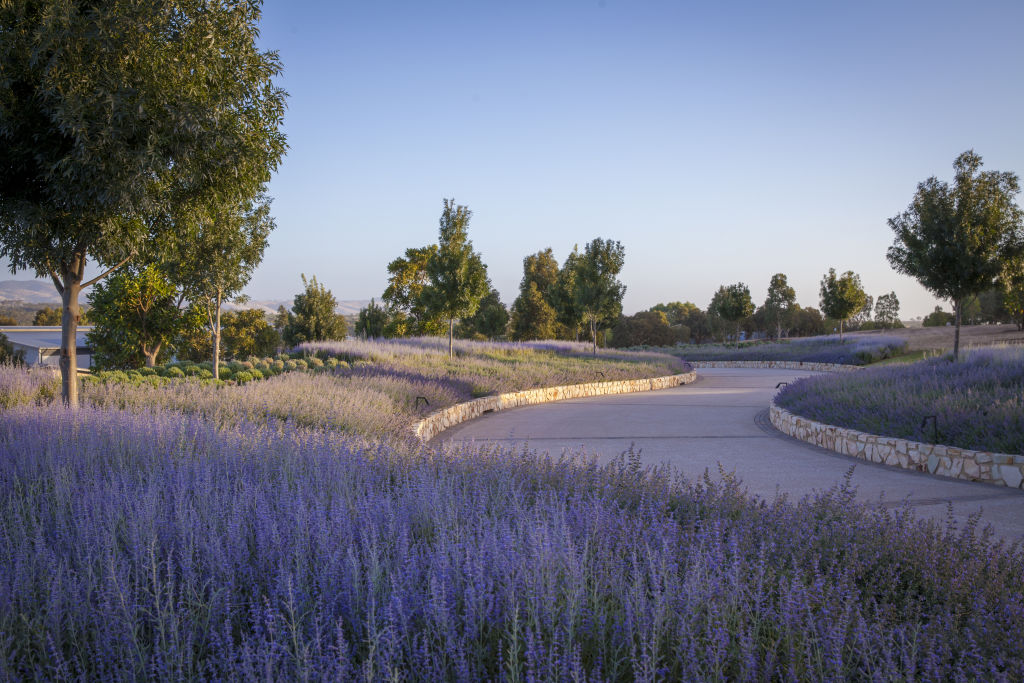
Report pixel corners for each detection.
[5,0,1024,318]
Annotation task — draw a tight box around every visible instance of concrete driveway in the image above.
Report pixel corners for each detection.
[439,367,1024,541]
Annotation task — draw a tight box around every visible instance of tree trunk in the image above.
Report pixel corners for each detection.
[212,289,223,379]
[591,318,597,355]
[839,319,844,342]
[953,298,962,362]
[448,317,454,359]
[59,280,82,409]
[143,343,161,367]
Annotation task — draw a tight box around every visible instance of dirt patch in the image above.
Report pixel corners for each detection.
[849,324,1024,352]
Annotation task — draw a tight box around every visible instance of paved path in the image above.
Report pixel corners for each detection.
[440,367,1024,541]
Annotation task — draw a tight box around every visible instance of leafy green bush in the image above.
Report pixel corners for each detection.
[165,366,185,379]
[233,371,254,384]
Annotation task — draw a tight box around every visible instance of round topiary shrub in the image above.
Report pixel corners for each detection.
[165,366,185,379]
[198,369,214,380]
[272,359,285,372]
[284,360,298,371]
[308,357,324,369]
[278,352,290,361]
[233,371,254,384]
[183,365,200,376]
[219,368,233,380]
[139,367,157,376]
[293,359,308,370]
[249,368,264,380]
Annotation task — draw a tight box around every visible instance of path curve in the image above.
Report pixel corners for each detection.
[439,367,1024,541]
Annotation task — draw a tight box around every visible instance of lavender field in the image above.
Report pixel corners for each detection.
[667,334,908,365]
[776,347,1024,454]
[2,405,1022,680]
[1,340,1023,679]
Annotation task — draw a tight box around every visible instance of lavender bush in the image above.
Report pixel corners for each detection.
[2,405,1022,680]
[666,334,908,365]
[776,347,1024,454]
[0,362,59,408]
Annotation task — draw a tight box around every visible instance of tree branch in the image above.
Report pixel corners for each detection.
[82,255,133,289]
[45,259,64,295]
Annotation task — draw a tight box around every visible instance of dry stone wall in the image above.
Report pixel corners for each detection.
[413,371,697,443]
[690,360,862,373]
[770,401,1024,489]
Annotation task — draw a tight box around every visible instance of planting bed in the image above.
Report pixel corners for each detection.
[775,348,1024,456]
[667,334,907,365]
[1,339,1023,679]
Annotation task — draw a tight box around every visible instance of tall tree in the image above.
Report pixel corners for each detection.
[0,0,287,406]
[819,269,866,341]
[421,199,489,358]
[220,309,281,359]
[510,249,561,340]
[887,150,1023,360]
[874,292,902,328]
[649,301,700,327]
[283,275,347,346]
[571,238,626,354]
[709,283,755,341]
[763,274,796,340]
[162,195,274,379]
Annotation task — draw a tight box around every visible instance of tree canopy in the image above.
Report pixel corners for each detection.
[0,0,287,405]
[510,249,560,341]
[763,274,796,339]
[571,239,626,354]
[819,269,866,340]
[421,199,489,357]
[887,150,1022,359]
[709,283,754,340]
[282,275,347,346]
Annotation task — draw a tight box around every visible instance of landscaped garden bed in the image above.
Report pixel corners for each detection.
[775,347,1024,455]
[1,339,1022,678]
[665,334,908,365]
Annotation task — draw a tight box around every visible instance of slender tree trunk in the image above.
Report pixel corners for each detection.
[213,289,223,379]
[449,317,454,359]
[59,279,82,408]
[591,318,597,355]
[839,319,844,342]
[953,298,962,362]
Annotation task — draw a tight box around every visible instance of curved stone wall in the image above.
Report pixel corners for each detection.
[690,360,861,373]
[413,371,697,443]
[770,400,1024,489]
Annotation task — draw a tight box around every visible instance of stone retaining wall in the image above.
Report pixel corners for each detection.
[413,371,697,443]
[770,401,1024,489]
[690,360,861,373]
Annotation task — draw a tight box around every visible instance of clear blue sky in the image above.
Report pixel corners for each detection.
[9,0,1024,317]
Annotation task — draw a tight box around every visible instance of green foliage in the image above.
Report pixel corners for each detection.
[511,249,561,340]
[819,269,867,339]
[923,306,955,327]
[610,311,682,348]
[459,287,509,340]
[874,291,902,328]
[709,283,755,341]
[86,266,197,369]
[421,199,490,356]
[550,246,586,339]
[0,0,287,405]
[32,307,61,326]
[382,245,443,336]
[763,274,796,339]
[218,309,280,359]
[571,238,627,353]
[283,275,348,346]
[888,151,1023,358]
[0,332,23,364]
[355,299,389,339]
[649,301,700,327]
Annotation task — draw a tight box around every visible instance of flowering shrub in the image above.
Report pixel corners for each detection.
[0,363,59,408]
[776,347,1024,454]
[668,334,907,365]
[1,406,1020,679]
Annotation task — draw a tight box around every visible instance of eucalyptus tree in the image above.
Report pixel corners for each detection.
[763,274,796,339]
[819,269,867,341]
[874,292,901,328]
[0,0,287,405]
[571,238,626,354]
[887,151,1022,360]
[163,196,274,379]
[422,200,489,358]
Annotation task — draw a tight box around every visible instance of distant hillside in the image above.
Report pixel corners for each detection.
[220,298,372,317]
[0,279,67,303]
